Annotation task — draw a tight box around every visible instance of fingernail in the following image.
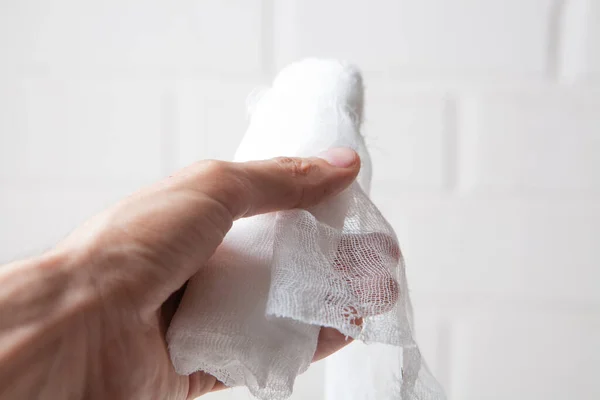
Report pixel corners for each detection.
[318,147,358,168]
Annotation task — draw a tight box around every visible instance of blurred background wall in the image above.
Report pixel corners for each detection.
[1,1,599,399]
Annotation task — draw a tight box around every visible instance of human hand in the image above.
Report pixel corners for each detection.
[0,148,363,400]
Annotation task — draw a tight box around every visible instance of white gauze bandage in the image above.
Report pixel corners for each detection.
[166,59,445,400]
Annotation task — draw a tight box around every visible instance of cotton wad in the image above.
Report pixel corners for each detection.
[167,59,445,400]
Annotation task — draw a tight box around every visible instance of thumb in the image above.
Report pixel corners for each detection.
[201,147,361,220]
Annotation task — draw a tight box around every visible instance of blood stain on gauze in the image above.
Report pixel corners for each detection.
[334,232,401,316]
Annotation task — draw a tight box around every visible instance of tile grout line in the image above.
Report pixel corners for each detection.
[547,0,568,80]
[443,94,459,193]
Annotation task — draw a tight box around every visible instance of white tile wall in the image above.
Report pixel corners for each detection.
[0,0,265,76]
[560,0,600,82]
[459,89,600,193]
[0,77,166,183]
[451,311,600,400]
[1,1,599,399]
[173,79,267,169]
[365,91,451,188]
[0,184,131,262]
[274,0,554,79]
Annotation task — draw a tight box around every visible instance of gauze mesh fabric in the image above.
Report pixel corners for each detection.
[166,59,445,400]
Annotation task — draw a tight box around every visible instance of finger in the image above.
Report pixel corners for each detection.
[312,327,355,362]
[210,381,227,392]
[186,371,217,399]
[198,147,360,220]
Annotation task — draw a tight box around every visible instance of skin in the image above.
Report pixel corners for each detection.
[0,148,388,400]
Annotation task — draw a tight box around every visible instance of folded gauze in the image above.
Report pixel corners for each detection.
[167,59,445,400]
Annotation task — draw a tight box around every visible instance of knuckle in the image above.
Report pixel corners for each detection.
[193,159,230,178]
[187,160,241,214]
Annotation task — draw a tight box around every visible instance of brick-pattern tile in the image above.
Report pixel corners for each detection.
[365,91,451,189]
[451,312,600,400]
[0,0,264,76]
[173,79,267,170]
[0,184,131,262]
[274,0,553,79]
[325,343,404,400]
[459,90,600,193]
[0,77,165,184]
[560,0,600,82]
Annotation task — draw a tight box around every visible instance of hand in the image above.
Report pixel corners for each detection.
[0,148,361,400]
